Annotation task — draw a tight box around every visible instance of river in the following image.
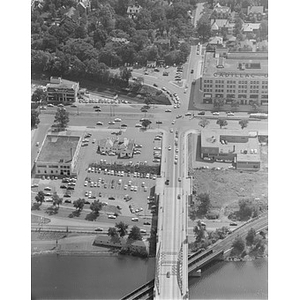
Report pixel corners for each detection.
[31,255,267,299]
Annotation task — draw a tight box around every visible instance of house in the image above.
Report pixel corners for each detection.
[247,6,264,21]
[154,38,170,51]
[199,130,261,171]
[99,138,114,153]
[127,4,142,19]
[77,0,91,15]
[64,7,76,18]
[210,19,234,35]
[242,23,261,34]
[211,3,231,19]
[146,61,157,68]
[208,36,224,46]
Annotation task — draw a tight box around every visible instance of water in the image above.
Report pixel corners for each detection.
[189,259,268,299]
[31,255,155,300]
[32,255,267,300]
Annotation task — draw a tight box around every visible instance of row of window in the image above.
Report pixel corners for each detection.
[37,165,70,169]
[203,93,268,99]
[203,79,268,85]
[37,170,70,174]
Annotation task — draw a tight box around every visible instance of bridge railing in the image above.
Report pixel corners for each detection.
[121,280,154,300]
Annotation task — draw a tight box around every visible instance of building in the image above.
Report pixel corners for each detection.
[247,6,264,21]
[77,0,91,15]
[211,3,231,19]
[199,130,261,170]
[98,137,135,158]
[242,23,261,34]
[200,51,268,106]
[211,19,234,35]
[127,4,142,19]
[46,77,79,104]
[35,134,81,177]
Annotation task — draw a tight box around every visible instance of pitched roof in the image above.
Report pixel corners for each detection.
[208,36,223,45]
[247,6,264,15]
[242,23,261,32]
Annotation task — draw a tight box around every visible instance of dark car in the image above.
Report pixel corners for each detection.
[153,83,158,87]
[144,221,151,225]
[141,109,148,112]
[165,179,170,185]
[230,222,238,226]
[64,194,71,197]
[108,196,115,200]
[85,200,90,204]
[198,111,205,115]
[95,227,103,231]
[93,105,100,109]
[64,199,72,203]
[60,185,67,189]
[191,69,194,73]
[67,186,74,190]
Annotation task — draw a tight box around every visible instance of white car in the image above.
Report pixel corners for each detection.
[165,109,172,112]
[168,146,171,151]
[96,121,103,125]
[135,123,142,127]
[108,215,117,219]
[124,185,128,190]
[185,112,192,116]
[114,118,122,122]
[170,128,173,133]
[227,112,234,116]
[212,112,219,115]
[132,217,139,222]
[108,121,115,125]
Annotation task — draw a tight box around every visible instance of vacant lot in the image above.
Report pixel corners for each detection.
[189,132,268,221]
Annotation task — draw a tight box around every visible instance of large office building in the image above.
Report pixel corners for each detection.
[46,76,79,104]
[200,129,261,171]
[200,51,268,106]
[35,134,81,177]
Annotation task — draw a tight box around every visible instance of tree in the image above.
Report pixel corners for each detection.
[196,22,211,43]
[115,221,129,238]
[141,119,152,129]
[31,88,47,103]
[230,100,239,111]
[216,118,228,129]
[213,98,225,109]
[128,225,142,241]
[54,107,69,129]
[31,109,40,128]
[198,118,209,128]
[52,192,62,208]
[73,198,85,211]
[246,228,256,246]
[90,200,103,215]
[119,67,132,84]
[232,236,246,254]
[238,199,255,220]
[190,193,211,219]
[108,227,119,238]
[35,191,45,205]
[239,119,249,130]
[193,220,206,243]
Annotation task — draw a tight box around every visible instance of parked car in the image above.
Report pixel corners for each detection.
[198,111,205,115]
[95,227,103,231]
[96,121,103,125]
[153,83,158,87]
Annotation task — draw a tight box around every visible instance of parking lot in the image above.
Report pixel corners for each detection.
[32,128,164,222]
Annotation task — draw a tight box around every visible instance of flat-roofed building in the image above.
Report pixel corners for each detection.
[46,76,79,104]
[35,134,81,177]
[200,129,260,170]
[200,51,268,106]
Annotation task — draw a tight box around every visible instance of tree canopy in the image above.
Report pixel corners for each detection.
[54,107,69,129]
[115,221,129,237]
[216,118,228,129]
[31,110,40,129]
[128,225,142,241]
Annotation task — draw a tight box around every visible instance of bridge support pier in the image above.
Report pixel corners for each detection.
[189,269,202,277]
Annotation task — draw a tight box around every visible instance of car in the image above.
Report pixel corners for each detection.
[93,105,100,109]
[135,123,142,127]
[144,221,151,225]
[154,68,159,72]
[44,187,51,191]
[166,272,170,278]
[95,228,103,231]
[64,199,72,203]
[172,120,175,125]
[95,108,101,112]
[114,118,122,122]
[178,177,181,182]
[174,160,177,165]
[170,128,173,133]
[132,217,139,222]
[165,109,171,112]
[108,215,117,219]
[212,111,219,115]
[198,111,205,115]
[60,185,67,189]
[140,229,146,234]
[177,194,181,199]
[227,112,234,116]
[96,121,103,125]
[58,103,64,107]
[47,104,54,107]
[230,222,238,226]
[153,83,158,87]
[165,179,169,185]
[191,69,194,73]
[64,194,71,198]
[175,148,179,153]
[31,184,38,188]
[144,71,149,75]
[108,121,115,125]
[168,146,171,151]
[185,112,192,116]
[163,71,169,76]
[176,114,182,119]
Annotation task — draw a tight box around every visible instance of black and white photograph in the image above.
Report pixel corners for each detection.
[0,0,293,299]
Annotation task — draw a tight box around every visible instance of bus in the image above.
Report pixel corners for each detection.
[249,113,268,119]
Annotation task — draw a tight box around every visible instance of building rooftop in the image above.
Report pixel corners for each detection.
[202,51,268,79]
[201,129,260,160]
[242,23,261,32]
[247,6,264,15]
[37,135,80,163]
[46,77,79,90]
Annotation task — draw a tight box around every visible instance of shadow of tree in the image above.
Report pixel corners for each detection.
[45,206,59,215]
[31,203,41,211]
[85,212,99,221]
[68,210,81,218]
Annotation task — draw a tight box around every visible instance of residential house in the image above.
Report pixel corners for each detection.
[64,7,77,19]
[77,0,91,15]
[146,61,157,68]
[127,4,142,19]
[247,6,264,21]
[208,36,224,46]
[211,3,231,19]
[242,23,261,34]
[211,19,234,35]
